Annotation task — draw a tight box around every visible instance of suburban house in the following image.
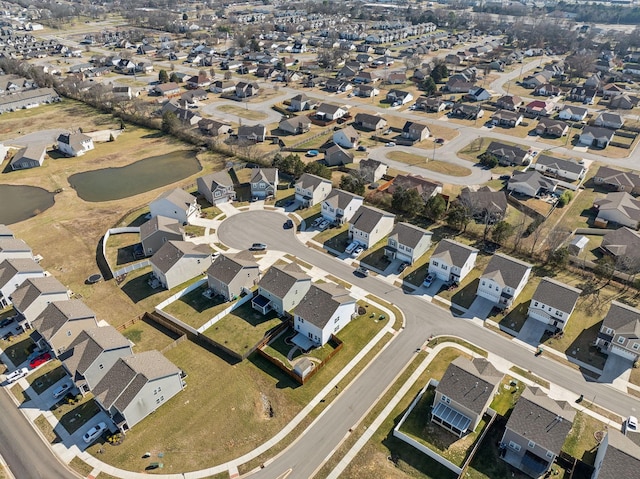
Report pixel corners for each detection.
[533,83,562,97]
[567,86,597,104]
[61,325,133,395]
[0,238,33,262]
[384,222,432,265]
[139,215,184,257]
[558,105,588,122]
[600,227,640,261]
[610,93,638,110]
[593,166,640,195]
[354,113,387,131]
[348,205,396,248]
[198,119,231,137]
[0,225,12,238]
[401,121,430,142]
[491,110,523,128]
[196,170,236,206]
[595,301,640,362]
[524,100,554,117]
[496,95,522,111]
[534,155,586,182]
[30,300,98,356]
[466,86,492,102]
[186,74,211,89]
[149,188,200,225]
[325,79,352,93]
[206,251,260,301]
[324,144,353,167]
[359,158,388,183]
[527,278,582,333]
[0,258,44,308]
[279,116,312,135]
[333,125,360,149]
[416,96,446,112]
[252,262,311,316]
[153,82,181,96]
[535,118,569,138]
[387,174,442,202]
[250,168,279,199]
[150,241,212,290]
[594,112,624,130]
[507,170,557,198]
[459,187,508,224]
[92,350,184,432]
[591,429,640,479]
[57,131,94,157]
[386,89,413,105]
[295,173,332,207]
[237,124,267,143]
[354,84,379,98]
[210,80,236,94]
[9,276,69,329]
[321,189,364,225]
[579,126,615,148]
[432,357,502,437]
[289,93,312,111]
[235,81,259,98]
[451,103,484,119]
[293,283,356,347]
[593,192,640,229]
[10,144,46,170]
[428,239,478,284]
[315,103,347,121]
[501,387,575,478]
[485,141,531,167]
[476,253,533,309]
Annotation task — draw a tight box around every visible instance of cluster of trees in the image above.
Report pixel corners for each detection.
[272,153,331,180]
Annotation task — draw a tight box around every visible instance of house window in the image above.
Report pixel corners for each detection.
[433,261,439,267]
[633,343,640,351]
[308,332,313,339]
[441,395,451,404]
[399,245,404,250]
[335,325,339,332]
[534,301,539,307]
[156,398,160,404]
[390,240,396,247]
[482,281,486,286]
[528,440,536,448]
[496,286,499,291]
[556,311,563,317]
[606,328,613,335]
[508,441,521,452]
[197,259,201,264]
[546,451,554,459]
[67,330,72,336]
[618,336,626,344]
[441,264,447,270]
[299,318,304,324]
[335,317,340,323]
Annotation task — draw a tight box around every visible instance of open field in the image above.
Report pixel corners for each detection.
[387,151,471,176]
[216,104,268,120]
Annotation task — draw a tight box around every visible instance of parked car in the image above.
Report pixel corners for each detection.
[357,145,367,152]
[423,273,435,287]
[53,383,72,398]
[345,241,359,255]
[250,243,267,251]
[318,220,330,231]
[397,262,409,273]
[283,219,294,229]
[0,317,15,328]
[352,245,364,257]
[385,142,396,147]
[29,352,52,369]
[355,266,369,277]
[284,199,295,207]
[628,416,638,432]
[5,367,29,384]
[312,217,323,227]
[83,422,107,444]
[434,138,445,144]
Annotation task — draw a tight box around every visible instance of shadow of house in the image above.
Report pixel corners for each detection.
[561,321,608,374]
[120,272,163,304]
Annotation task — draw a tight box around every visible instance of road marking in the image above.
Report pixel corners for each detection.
[275,468,293,479]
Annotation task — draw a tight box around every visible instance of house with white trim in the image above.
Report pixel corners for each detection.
[348,205,395,248]
[527,277,581,332]
[321,189,363,225]
[595,301,640,362]
[384,222,432,265]
[428,240,478,284]
[476,253,532,309]
[295,173,332,207]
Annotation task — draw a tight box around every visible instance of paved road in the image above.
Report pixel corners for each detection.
[0,388,76,479]
[218,210,640,479]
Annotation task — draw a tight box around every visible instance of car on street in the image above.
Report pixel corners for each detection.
[29,352,52,369]
[628,416,638,432]
[423,273,435,288]
[5,367,29,384]
[352,245,364,257]
[0,317,15,328]
[83,422,107,444]
[53,383,72,398]
[355,266,369,277]
[385,142,396,147]
[283,219,294,229]
[250,243,267,251]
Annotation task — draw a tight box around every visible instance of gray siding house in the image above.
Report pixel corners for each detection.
[295,173,332,207]
[9,276,69,329]
[206,251,260,301]
[252,262,311,316]
[0,258,44,308]
[385,222,432,265]
[197,171,236,205]
[250,168,279,199]
[150,241,212,290]
[0,238,33,262]
[140,215,184,257]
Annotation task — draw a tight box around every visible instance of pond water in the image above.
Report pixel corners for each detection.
[0,184,55,224]
[68,150,202,202]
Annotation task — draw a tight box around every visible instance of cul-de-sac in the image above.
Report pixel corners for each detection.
[2,1,640,479]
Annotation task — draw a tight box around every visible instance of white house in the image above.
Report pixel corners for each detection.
[593,192,640,229]
[57,132,95,157]
[250,168,279,199]
[527,277,581,332]
[476,253,532,309]
[0,258,44,308]
[333,126,360,149]
[149,188,201,225]
[0,238,33,262]
[295,173,332,207]
[557,105,588,122]
[252,262,311,316]
[385,222,432,265]
[321,189,364,225]
[293,283,357,346]
[348,205,395,249]
[315,103,347,121]
[9,276,70,329]
[595,301,640,362]
[534,155,586,182]
[428,239,478,284]
[150,241,212,290]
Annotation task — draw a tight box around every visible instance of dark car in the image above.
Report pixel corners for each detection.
[283,219,294,229]
[0,317,15,328]
[250,243,267,251]
[29,352,52,369]
[434,138,445,144]
[357,145,367,152]
[355,266,369,277]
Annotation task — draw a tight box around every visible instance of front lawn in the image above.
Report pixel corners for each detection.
[0,335,36,368]
[28,362,66,395]
[489,376,524,416]
[162,284,235,330]
[52,395,101,434]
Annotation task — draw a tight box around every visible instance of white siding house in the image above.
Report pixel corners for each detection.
[348,205,395,248]
[295,173,332,207]
[321,189,364,224]
[0,258,44,308]
[150,188,201,225]
[527,277,581,332]
[150,241,212,290]
[385,222,432,265]
[428,240,478,283]
[476,253,532,309]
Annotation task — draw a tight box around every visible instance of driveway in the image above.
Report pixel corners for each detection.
[516,318,547,347]
[465,296,495,320]
[599,354,633,386]
[6,129,68,148]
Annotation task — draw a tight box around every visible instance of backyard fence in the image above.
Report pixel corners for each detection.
[113,260,150,280]
[102,226,143,279]
[196,290,254,333]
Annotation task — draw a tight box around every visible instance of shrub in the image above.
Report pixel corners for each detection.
[558,190,574,207]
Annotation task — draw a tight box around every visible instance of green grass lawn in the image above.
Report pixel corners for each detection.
[34,414,59,444]
[436,254,490,310]
[52,395,101,434]
[105,232,143,268]
[360,242,392,272]
[489,376,524,416]
[11,382,30,403]
[562,412,605,465]
[162,284,235,329]
[28,362,66,395]
[318,227,350,251]
[555,187,599,231]
[0,335,36,368]
[121,316,181,353]
[508,366,550,389]
[69,457,93,478]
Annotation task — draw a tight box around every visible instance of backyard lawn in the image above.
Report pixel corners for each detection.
[162,284,236,330]
[387,151,471,177]
[105,232,144,270]
[562,412,605,465]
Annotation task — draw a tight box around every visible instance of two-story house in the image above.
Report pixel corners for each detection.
[57,131,94,157]
[527,277,582,333]
[359,158,388,183]
[593,166,640,195]
[333,125,360,149]
[0,238,33,262]
[591,429,640,479]
[250,168,279,200]
[432,357,503,437]
[385,222,432,265]
[428,240,478,284]
[293,283,357,347]
[595,301,640,362]
[0,258,44,308]
[10,276,69,329]
[501,387,575,478]
[289,93,311,112]
[593,192,640,229]
[477,253,532,309]
[140,216,184,257]
[150,188,201,225]
[401,121,430,142]
[534,155,586,182]
[150,241,212,290]
[197,171,236,206]
[324,145,353,167]
[321,189,364,225]
[206,251,260,301]
[237,124,266,143]
[348,205,396,249]
[252,262,311,316]
[30,300,98,356]
[295,173,332,207]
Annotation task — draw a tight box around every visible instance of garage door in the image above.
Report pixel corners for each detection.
[611,345,638,361]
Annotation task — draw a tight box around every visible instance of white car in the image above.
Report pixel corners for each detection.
[53,383,72,398]
[318,220,330,231]
[5,367,28,384]
[385,142,396,147]
[83,422,107,444]
[628,416,638,432]
[352,246,364,257]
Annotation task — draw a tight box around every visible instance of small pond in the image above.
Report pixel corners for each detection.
[68,150,202,202]
[0,184,55,224]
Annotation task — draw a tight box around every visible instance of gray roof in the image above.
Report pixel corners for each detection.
[31,300,96,342]
[508,170,557,192]
[150,241,211,274]
[258,262,308,298]
[388,222,431,249]
[431,239,478,269]
[152,188,195,211]
[316,103,343,116]
[531,277,581,314]
[601,227,640,258]
[296,172,331,190]
[140,215,183,242]
[324,189,362,210]
[459,187,507,215]
[0,224,14,238]
[355,112,384,125]
[359,158,385,171]
[62,325,131,379]
[594,192,640,223]
[206,250,258,285]
[0,258,43,289]
[594,166,640,189]
[350,205,395,233]
[198,170,234,191]
[324,144,354,162]
[559,105,587,116]
[481,253,532,289]
[57,131,92,151]
[505,386,575,455]
[9,276,67,311]
[536,154,585,175]
[251,168,278,184]
[280,116,311,130]
[0,238,32,254]
[437,357,502,415]
[294,283,353,328]
[602,301,640,335]
[596,429,640,479]
[582,125,615,141]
